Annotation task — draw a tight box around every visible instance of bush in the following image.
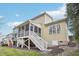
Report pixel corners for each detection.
[2,44,8,46]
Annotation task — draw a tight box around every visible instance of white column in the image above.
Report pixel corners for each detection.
[33,25,35,33]
[17,40,19,47]
[21,38,24,48]
[28,23,31,50]
[24,25,26,36]
[17,29,19,37]
[37,27,39,36]
[16,29,19,47]
[29,23,31,36]
[21,27,22,37]
[28,39,30,49]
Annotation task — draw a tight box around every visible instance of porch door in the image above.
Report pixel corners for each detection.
[38,28,41,37]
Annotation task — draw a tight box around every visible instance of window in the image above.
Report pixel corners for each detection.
[18,27,21,32]
[52,25,56,34]
[38,28,41,34]
[15,33,17,38]
[30,24,33,31]
[22,26,24,30]
[34,26,38,33]
[57,24,61,33]
[49,24,61,34]
[26,24,29,31]
[49,26,52,34]
[38,28,41,36]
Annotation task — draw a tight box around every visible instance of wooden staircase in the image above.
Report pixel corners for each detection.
[29,31,48,51]
[17,31,48,51]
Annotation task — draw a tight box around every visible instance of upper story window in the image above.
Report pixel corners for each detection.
[34,26,38,33]
[49,24,61,34]
[14,33,17,38]
[13,28,18,33]
[18,27,21,32]
[22,26,24,30]
[49,26,52,34]
[57,24,61,33]
[52,25,56,34]
[30,24,33,31]
[26,24,29,31]
[38,28,41,34]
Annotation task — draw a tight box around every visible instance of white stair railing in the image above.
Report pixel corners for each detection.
[17,30,48,51]
[30,31,48,50]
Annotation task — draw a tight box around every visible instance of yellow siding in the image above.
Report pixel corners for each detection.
[30,13,68,47]
[42,21,69,47]
[31,14,53,40]
[14,12,69,47]
[44,14,53,24]
[31,15,45,24]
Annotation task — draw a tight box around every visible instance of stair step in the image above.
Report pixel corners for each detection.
[29,31,47,51]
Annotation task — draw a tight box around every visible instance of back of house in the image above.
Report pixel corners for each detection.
[30,12,69,47]
[13,12,69,50]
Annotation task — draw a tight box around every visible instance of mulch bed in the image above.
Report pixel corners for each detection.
[47,46,64,56]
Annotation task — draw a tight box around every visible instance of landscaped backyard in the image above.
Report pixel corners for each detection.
[0,45,79,56]
[0,47,44,56]
[69,50,79,56]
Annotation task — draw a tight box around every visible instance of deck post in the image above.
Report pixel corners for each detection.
[28,39,30,50]
[29,22,30,36]
[21,38,24,48]
[16,28,19,47]
[24,25,26,36]
[17,40,19,47]
[33,24,34,33]
[28,22,31,50]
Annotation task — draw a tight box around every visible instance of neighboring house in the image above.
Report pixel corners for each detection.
[0,35,8,46]
[0,33,15,47]
[13,12,69,51]
[0,35,3,45]
[6,33,14,47]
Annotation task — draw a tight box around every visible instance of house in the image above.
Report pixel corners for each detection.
[6,33,14,47]
[0,33,16,47]
[13,12,69,51]
[0,35,3,46]
[0,35,8,46]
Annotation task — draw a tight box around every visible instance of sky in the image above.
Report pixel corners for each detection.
[0,3,66,35]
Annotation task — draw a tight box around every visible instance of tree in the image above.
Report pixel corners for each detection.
[67,3,79,44]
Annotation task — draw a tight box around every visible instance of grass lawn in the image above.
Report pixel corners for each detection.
[0,47,44,56]
[69,50,79,56]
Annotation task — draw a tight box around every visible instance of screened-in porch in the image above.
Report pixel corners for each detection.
[17,22,41,37]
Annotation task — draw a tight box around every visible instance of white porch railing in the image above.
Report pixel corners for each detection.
[18,31,29,37]
[25,31,29,36]
[17,30,48,51]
